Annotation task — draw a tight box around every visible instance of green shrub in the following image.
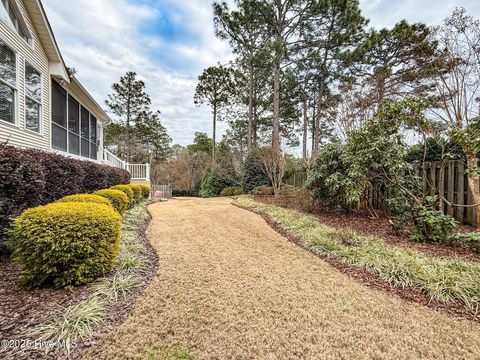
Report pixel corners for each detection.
[250,185,274,196]
[242,149,270,193]
[220,186,244,197]
[129,184,143,203]
[94,189,129,214]
[173,189,196,197]
[199,168,236,198]
[411,208,458,243]
[57,194,112,207]
[111,185,134,207]
[8,202,122,288]
[454,232,480,253]
[138,184,151,198]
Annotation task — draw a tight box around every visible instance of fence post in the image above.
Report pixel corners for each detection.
[146,163,150,183]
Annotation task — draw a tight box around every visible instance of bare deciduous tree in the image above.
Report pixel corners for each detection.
[259,147,286,196]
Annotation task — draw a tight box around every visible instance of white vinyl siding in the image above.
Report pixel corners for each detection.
[0,0,50,150]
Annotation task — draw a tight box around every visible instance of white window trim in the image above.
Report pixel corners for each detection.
[0,40,18,127]
[0,0,33,48]
[24,60,42,135]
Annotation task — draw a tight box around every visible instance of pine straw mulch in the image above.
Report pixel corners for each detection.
[239,197,480,323]
[254,195,479,261]
[0,205,158,360]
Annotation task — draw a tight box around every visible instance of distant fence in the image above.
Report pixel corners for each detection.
[285,160,479,226]
[151,185,172,199]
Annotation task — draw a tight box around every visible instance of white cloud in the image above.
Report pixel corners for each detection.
[42,0,480,152]
[43,0,233,146]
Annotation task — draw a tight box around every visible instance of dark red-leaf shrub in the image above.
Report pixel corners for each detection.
[103,165,131,187]
[79,160,109,193]
[0,145,45,251]
[25,150,85,203]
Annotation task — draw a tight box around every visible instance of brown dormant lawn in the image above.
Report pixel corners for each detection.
[84,197,480,360]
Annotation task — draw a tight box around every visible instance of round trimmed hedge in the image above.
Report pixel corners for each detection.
[129,184,143,203]
[8,202,122,288]
[94,189,129,214]
[138,184,151,199]
[57,194,112,207]
[111,185,134,206]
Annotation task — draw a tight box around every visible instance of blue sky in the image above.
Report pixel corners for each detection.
[42,0,480,148]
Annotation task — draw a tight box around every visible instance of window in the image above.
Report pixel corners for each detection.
[68,96,79,154]
[51,81,98,160]
[0,40,15,124]
[0,0,30,43]
[25,63,41,133]
[81,106,89,158]
[90,116,97,159]
[51,81,67,151]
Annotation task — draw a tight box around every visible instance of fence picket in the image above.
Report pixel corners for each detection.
[285,160,479,226]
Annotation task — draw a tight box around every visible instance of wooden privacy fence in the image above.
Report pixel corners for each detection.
[151,185,172,199]
[285,160,479,226]
[285,171,308,188]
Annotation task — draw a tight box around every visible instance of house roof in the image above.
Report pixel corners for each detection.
[22,0,111,123]
[65,77,112,124]
[22,0,69,81]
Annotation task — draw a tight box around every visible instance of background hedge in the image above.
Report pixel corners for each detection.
[57,194,113,207]
[94,189,129,214]
[0,145,45,251]
[129,184,143,204]
[26,150,84,203]
[111,185,134,207]
[7,202,122,288]
[0,145,131,251]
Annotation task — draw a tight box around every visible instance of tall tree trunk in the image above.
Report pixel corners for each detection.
[314,81,325,152]
[466,154,480,229]
[311,94,316,154]
[302,94,308,161]
[248,62,254,150]
[212,105,217,165]
[272,52,281,152]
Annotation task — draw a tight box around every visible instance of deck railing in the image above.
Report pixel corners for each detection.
[102,149,150,182]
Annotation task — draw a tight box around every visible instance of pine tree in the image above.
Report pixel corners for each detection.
[105,71,151,162]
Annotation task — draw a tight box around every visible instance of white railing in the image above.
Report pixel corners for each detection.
[103,149,126,169]
[102,149,150,182]
[127,163,150,180]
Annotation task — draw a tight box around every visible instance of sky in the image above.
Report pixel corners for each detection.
[42,0,480,148]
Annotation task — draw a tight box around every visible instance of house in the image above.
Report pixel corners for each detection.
[0,0,149,182]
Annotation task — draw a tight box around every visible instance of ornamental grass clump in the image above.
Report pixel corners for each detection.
[234,196,480,309]
[8,202,122,288]
[94,189,129,214]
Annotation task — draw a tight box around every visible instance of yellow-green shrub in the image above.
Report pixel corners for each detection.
[57,194,112,207]
[94,189,129,214]
[129,184,143,204]
[8,202,122,288]
[138,184,151,198]
[111,185,134,207]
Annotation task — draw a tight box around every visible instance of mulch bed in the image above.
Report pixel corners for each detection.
[235,203,480,324]
[0,205,158,360]
[255,195,479,261]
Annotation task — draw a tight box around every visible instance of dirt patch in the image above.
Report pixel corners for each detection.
[85,198,480,360]
[0,204,158,360]
[255,195,479,260]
